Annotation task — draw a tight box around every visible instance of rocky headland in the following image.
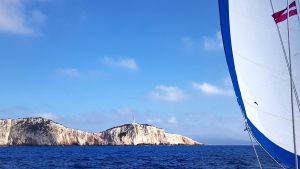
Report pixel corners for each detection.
[0,117,201,146]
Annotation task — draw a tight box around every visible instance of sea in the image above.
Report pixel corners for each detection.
[0,145,289,169]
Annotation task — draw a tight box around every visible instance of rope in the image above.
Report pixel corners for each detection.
[286,0,299,168]
[238,99,286,169]
[236,101,263,169]
[245,121,263,169]
[269,1,299,168]
[292,80,300,114]
[247,125,287,169]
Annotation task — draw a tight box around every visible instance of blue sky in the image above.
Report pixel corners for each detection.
[0,0,247,144]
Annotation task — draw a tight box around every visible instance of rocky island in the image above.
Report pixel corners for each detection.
[0,117,201,146]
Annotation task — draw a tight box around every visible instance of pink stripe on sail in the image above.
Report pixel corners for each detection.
[289,1,296,8]
[272,1,298,23]
[275,9,298,23]
[289,9,298,16]
[272,0,297,18]
[272,8,286,19]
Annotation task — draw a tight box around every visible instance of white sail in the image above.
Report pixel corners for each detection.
[219,0,300,167]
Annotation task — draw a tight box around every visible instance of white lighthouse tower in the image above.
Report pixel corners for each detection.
[131,111,137,124]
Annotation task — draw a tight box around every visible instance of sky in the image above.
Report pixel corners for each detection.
[0,0,248,144]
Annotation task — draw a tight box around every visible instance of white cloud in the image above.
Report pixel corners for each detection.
[103,57,139,71]
[0,0,45,35]
[192,82,234,96]
[203,31,223,51]
[193,82,219,94]
[56,68,81,78]
[149,85,187,102]
[167,116,177,124]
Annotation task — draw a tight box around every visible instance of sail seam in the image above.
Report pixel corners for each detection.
[244,101,291,121]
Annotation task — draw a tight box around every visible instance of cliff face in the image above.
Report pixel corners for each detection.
[0,117,201,146]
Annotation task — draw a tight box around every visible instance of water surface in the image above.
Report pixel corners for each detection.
[0,146,289,168]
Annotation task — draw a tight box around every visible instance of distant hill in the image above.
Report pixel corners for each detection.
[0,117,201,146]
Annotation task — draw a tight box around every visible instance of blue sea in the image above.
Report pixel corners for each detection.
[0,146,289,169]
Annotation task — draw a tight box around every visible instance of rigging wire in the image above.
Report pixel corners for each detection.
[247,125,287,169]
[238,101,285,169]
[236,102,263,169]
[286,0,299,168]
[266,0,299,168]
[269,0,300,112]
[239,101,286,168]
[269,0,300,115]
[292,80,300,114]
[245,122,263,169]
[269,0,300,118]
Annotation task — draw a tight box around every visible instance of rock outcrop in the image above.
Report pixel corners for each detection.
[0,117,201,146]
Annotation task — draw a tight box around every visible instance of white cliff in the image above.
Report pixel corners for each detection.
[0,117,201,146]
